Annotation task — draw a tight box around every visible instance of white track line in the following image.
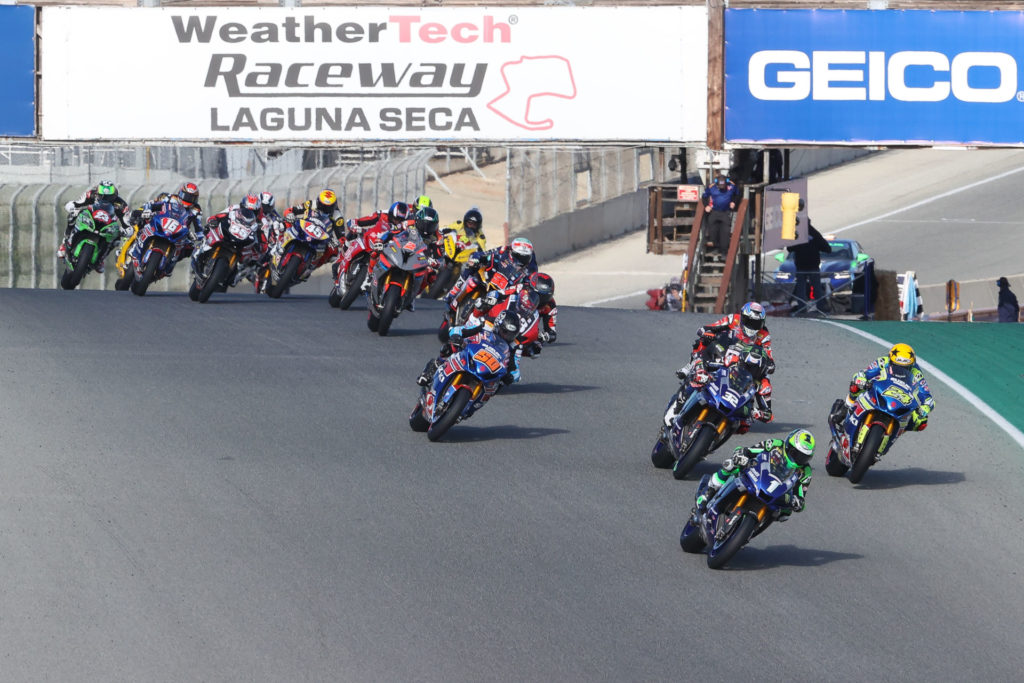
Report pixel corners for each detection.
[581,289,647,307]
[821,320,1024,451]
[829,164,1024,236]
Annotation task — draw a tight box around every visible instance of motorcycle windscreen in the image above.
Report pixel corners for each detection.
[742,452,799,505]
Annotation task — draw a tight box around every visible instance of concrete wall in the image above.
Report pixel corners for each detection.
[517,188,648,262]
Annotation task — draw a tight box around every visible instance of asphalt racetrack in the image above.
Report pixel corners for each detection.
[2,288,1023,681]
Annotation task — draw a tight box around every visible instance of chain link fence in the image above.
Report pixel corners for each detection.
[506,147,660,235]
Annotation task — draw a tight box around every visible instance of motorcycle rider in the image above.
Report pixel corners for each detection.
[417,310,524,388]
[281,189,345,273]
[444,236,538,312]
[200,197,261,286]
[693,428,815,523]
[441,207,488,253]
[664,302,775,427]
[58,180,130,266]
[530,272,557,352]
[828,343,935,432]
[124,193,199,277]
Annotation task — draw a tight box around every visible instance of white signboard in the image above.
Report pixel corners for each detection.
[41,6,707,142]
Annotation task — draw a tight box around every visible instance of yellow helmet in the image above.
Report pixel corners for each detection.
[889,343,915,367]
[316,190,337,213]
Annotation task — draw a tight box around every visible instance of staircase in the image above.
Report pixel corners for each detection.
[690,253,725,312]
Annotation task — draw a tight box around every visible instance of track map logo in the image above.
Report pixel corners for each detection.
[170,12,579,135]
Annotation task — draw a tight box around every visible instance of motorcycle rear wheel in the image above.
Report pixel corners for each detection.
[707,513,758,569]
[825,443,849,477]
[673,423,717,480]
[114,265,134,291]
[849,423,885,484]
[680,522,706,553]
[651,434,674,469]
[427,387,471,442]
[409,403,429,432]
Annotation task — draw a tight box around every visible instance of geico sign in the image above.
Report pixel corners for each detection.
[748,50,1018,102]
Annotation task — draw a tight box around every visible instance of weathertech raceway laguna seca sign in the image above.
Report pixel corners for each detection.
[40,6,707,142]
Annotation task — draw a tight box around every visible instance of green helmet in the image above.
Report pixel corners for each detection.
[414,194,432,210]
[96,180,117,202]
[415,206,439,239]
[784,429,815,467]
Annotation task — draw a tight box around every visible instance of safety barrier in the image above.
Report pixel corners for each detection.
[0,150,432,290]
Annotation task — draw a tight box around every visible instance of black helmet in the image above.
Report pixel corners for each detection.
[415,207,439,240]
[462,208,483,235]
[493,310,521,344]
[529,272,554,306]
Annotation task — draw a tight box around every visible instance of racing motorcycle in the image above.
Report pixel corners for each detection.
[650,340,765,480]
[263,215,332,298]
[409,333,511,442]
[59,202,121,290]
[328,220,374,310]
[188,210,258,303]
[116,205,193,296]
[365,231,434,336]
[825,372,923,484]
[438,257,529,343]
[679,447,802,569]
[422,229,484,299]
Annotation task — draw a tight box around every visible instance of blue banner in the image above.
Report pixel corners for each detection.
[725,9,1024,145]
[0,5,35,137]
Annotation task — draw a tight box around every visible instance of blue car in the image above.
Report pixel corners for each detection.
[771,237,872,312]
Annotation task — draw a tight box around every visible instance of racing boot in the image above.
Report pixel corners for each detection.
[417,357,440,386]
[828,398,848,430]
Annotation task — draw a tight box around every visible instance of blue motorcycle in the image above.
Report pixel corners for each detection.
[119,206,194,296]
[825,371,923,484]
[651,342,765,480]
[409,332,511,442]
[680,449,801,569]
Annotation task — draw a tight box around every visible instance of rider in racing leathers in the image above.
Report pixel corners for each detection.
[58,181,131,268]
[444,236,538,313]
[417,310,524,388]
[828,342,935,433]
[665,301,775,428]
[693,429,815,524]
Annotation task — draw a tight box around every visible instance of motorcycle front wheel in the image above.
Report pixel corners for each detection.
[673,423,717,480]
[338,262,367,310]
[377,286,402,336]
[62,243,93,290]
[427,387,471,442]
[268,257,301,299]
[707,513,758,569]
[131,253,161,296]
[198,257,230,303]
[849,423,885,484]
[409,403,429,432]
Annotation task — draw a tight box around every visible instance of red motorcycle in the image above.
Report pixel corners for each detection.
[329,219,387,310]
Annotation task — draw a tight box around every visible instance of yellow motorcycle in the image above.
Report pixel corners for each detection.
[423,228,486,299]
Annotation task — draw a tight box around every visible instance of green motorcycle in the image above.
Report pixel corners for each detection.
[60,202,122,290]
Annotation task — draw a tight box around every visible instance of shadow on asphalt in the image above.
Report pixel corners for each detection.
[506,382,598,395]
[853,467,966,490]
[725,544,864,570]
[443,425,571,442]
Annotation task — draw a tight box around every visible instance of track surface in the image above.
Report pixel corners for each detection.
[2,289,1023,681]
